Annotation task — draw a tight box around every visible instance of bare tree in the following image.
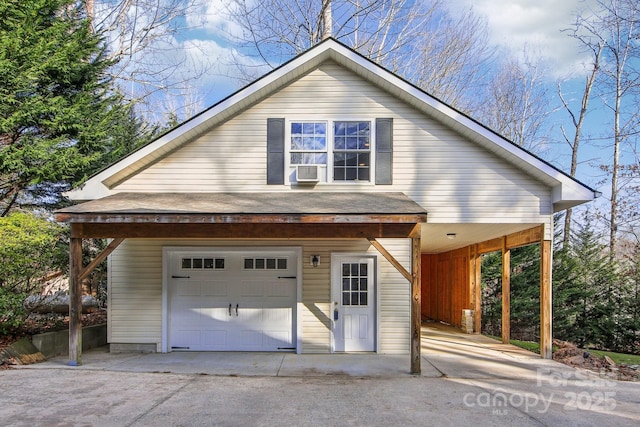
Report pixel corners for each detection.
[223,0,494,112]
[224,1,456,68]
[557,40,603,248]
[574,0,640,256]
[400,7,494,111]
[81,0,211,121]
[478,49,551,153]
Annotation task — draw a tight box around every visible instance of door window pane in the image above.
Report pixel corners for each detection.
[341,262,369,306]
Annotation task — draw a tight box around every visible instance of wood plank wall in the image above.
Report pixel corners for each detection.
[421,248,469,327]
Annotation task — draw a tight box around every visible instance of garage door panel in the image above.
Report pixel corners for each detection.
[239,330,264,348]
[202,330,227,347]
[265,282,294,298]
[264,308,291,323]
[172,330,201,348]
[169,249,297,352]
[177,282,201,296]
[266,331,292,348]
[238,280,265,297]
[201,307,230,323]
[202,281,231,297]
[173,304,202,326]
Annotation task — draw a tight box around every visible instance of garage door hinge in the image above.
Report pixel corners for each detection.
[171,346,190,350]
[277,276,296,279]
[171,275,190,279]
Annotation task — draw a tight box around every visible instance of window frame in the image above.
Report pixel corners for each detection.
[285,118,376,185]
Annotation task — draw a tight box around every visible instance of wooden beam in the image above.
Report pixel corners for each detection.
[56,212,427,225]
[69,237,83,366]
[70,222,422,239]
[476,225,546,254]
[477,237,503,254]
[79,238,124,282]
[540,239,552,359]
[411,236,422,374]
[506,225,544,249]
[368,238,412,282]
[501,238,511,345]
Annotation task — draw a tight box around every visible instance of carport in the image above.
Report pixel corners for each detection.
[55,192,427,373]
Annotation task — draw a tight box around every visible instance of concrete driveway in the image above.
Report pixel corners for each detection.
[1,324,639,426]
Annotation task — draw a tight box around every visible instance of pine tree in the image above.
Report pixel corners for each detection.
[557,212,620,349]
[510,244,540,342]
[0,0,145,214]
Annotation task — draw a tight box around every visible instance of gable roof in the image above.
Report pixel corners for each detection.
[66,38,597,211]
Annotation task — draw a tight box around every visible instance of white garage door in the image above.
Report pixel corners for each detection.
[168,249,297,351]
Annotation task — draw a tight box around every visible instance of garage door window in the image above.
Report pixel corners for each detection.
[244,257,288,270]
[181,257,225,270]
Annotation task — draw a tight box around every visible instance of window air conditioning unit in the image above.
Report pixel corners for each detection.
[296,165,319,183]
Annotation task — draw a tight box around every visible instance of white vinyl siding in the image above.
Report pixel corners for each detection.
[108,238,410,354]
[115,62,552,226]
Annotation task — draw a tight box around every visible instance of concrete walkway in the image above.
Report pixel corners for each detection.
[1,323,639,426]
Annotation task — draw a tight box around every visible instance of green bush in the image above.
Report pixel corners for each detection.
[0,212,65,334]
[0,288,27,334]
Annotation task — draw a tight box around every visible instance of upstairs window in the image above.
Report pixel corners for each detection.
[290,122,327,166]
[333,121,370,181]
[289,120,371,183]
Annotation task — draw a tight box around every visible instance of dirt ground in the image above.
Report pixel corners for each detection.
[552,339,640,382]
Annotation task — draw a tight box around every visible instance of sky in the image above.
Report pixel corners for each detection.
[447,0,598,77]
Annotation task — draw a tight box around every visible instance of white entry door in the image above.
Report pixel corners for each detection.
[332,256,376,352]
[168,249,297,352]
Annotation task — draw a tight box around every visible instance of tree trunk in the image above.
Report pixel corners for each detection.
[560,43,602,248]
[321,0,332,40]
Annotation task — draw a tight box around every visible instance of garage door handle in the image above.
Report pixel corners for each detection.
[236,304,239,316]
[229,304,232,316]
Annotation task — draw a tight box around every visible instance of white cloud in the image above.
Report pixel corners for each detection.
[187,0,247,40]
[447,0,598,77]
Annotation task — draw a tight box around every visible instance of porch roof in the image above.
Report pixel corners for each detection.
[55,192,427,225]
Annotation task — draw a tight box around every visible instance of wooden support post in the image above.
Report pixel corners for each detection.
[473,247,482,333]
[69,237,83,366]
[468,246,475,318]
[540,240,552,359]
[501,239,511,345]
[411,236,422,374]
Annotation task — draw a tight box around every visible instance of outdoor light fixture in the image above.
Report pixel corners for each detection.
[311,255,320,267]
[446,233,457,240]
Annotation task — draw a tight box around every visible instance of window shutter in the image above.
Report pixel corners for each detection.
[375,118,393,185]
[267,118,285,185]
